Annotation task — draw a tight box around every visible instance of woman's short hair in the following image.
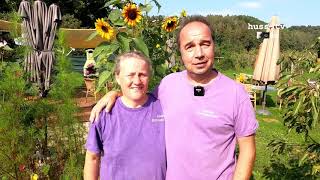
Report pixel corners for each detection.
[114,51,153,76]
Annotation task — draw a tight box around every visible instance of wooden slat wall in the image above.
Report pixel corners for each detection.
[70,56,86,73]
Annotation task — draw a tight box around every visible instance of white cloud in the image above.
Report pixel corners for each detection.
[190,9,239,16]
[238,1,262,9]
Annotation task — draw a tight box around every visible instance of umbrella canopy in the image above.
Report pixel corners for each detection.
[253,16,280,84]
[19,0,61,96]
[43,3,61,90]
[18,0,38,82]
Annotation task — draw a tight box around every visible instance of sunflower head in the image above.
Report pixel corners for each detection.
[180,9,187,17]
[95,18,115,41]
[162,16,179,32]
[122,3,142,27]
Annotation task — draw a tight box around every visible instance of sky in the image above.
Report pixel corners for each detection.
[136,0,319,27]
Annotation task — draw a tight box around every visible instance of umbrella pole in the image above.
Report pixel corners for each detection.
[257,84,271,115]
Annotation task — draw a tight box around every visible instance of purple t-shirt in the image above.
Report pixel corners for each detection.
[85,94,166,180]
[154,70,258,180]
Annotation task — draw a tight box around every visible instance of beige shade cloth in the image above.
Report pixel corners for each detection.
[0,20,113,49]
[0,20,18,32]
[62,28,105,49]
[253,16,281,84]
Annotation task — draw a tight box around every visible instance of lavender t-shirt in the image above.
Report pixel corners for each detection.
[154,70,258,180]
[85,94,166,180]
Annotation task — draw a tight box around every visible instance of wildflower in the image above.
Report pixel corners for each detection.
[95,18,115,41]
[156,44,161,49]
[162,16,179,32]
[19,164,25,172]
[180,9,187,17]
[122,3,142,26]
[237,74,247,83]
[31,173,38,180]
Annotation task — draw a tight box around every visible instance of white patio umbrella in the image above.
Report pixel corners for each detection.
[253,16,281,115]
[253,16,280,83]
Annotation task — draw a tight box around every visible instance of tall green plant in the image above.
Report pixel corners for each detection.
[266,46,320,178]
[46,30,85,178]
[88,0,184,92]
[0,26,86,179]
[0,11,47,179]
[0,63,40,179]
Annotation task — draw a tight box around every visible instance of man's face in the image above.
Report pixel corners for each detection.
[116,57,150,103]
[179,21,215,76]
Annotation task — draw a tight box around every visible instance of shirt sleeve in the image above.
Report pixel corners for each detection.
[85,111,108,154]
[234,86,259,137]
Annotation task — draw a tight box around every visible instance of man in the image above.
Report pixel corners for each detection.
[90,16,258,180]
[84,51,166,180]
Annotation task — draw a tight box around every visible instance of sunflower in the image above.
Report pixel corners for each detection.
[122,3,142,27]
[95,18,115,41]
[162,16,179,32]
[180,9,187,17]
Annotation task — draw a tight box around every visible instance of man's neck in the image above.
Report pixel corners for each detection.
[187,69,218,86]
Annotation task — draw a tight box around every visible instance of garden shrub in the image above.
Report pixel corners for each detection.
[265,46,320,179]
[0,29,86,179]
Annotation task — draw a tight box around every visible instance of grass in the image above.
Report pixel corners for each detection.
[220,68,320,179]
[220,67,254,78]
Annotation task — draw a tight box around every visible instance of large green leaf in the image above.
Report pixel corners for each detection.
[97,71,112,93]
[293,97,305,115]
[309,64,320,73]
[155,63,167,76]
[108,9,122,24]
[93,42,110,57]
[311,96,319,127]
[132,37,149,57]
[95,43,120,67]
[103,0,120,8]
[298,152,309,166]
[278,74,292,83]
[2,45,13,51]
[279,86,299,97]
[140,3,153,13]
[113,18,125,26]
[86,31,98,41]
[94,42,120,59]
[150,0,161,13]
[117,32,131,52]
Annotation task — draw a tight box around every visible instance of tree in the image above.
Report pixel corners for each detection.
[1,0,111,27]
[265,44,320,178]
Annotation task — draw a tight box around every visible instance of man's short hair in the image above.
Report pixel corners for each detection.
[176,15,215,49]
[114,51,153,76]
